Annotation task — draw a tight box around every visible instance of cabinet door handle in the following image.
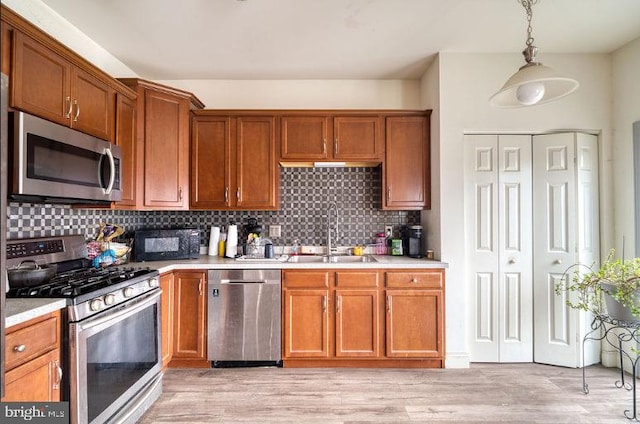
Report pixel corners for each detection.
[178,187,183,201]
[334,138,338,155]
[236,187,240,201]
[387,186,391,203]
[224,187,229,203]
[73,99,80,122]
[65,96,72,119]
[386,295,391,313]
[323,295,327,313]
[198,281,203,296]
[323,139,327,154]
[53,360,62,389]
[336,295,340,313]
[14,344,26,353]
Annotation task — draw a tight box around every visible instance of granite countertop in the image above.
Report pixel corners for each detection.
[130,254,448,274]
[4,254,446,327]
[5,298,67,328]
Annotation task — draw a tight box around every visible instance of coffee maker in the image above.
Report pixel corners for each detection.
[401,225,423,258]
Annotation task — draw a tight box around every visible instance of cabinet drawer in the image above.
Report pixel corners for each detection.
[386,271,443,288]
[335,271,380,288]
[5,315,60,371]
[283,271,330,289]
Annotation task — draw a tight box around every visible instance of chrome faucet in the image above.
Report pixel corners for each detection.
[326,202,339,256]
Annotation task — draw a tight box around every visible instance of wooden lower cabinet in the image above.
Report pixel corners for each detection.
[283,268,445,368]
[1,311,62,401]
[386,289,443,358]
[160,272,174,369]
[169,270,208,367]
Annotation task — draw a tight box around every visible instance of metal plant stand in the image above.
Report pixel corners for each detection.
[582,314,640,421]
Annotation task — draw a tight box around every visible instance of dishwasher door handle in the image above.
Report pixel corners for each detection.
[221,280,267,284]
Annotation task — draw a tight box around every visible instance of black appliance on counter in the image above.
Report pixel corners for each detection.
[401,225,424,258]
[6,235,162,424]
[134,227,200,261]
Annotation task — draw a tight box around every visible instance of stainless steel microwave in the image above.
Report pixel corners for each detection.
[9,111,122,204]
[134,228,201,262]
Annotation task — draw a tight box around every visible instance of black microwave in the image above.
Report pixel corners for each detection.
[134,228,201,262]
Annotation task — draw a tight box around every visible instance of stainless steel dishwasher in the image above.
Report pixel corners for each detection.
[207,269,281,366]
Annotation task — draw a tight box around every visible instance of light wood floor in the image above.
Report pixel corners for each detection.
[139,363,635,423]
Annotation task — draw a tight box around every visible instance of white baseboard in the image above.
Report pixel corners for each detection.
[445,353,470,368]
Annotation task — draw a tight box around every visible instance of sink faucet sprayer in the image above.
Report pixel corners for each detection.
[327,202,339,256]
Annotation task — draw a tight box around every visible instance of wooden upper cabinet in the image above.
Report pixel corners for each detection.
[120,78,204,210]
[191,112,279,210]
[11,31,71,125]
[236,116,278,209]
[144,89,189,208]
[11,31,114,141]
[114,92,137,207]
[280,113,383,162]
[383,114,431,210]
[280,115,329,160]
[191,115,232,209]
[70,66,114,141]
[333,116,382,160]
[1,18,11,76]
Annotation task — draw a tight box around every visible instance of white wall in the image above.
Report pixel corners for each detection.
[612,37,640,257]
[434,52,613,368]
[155,79,421,109]
[2,0,137,78]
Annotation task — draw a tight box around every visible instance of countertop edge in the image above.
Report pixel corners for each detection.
[5,255,447,324]
[5,298,67,328]
[131,255,449,274]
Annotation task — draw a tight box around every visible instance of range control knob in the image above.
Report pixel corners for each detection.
[148,277,159,288]
[89,298,104,311]
[104,294,117,305]
[123,287,135,298]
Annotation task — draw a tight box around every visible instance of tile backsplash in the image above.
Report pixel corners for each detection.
[6,167,420,248]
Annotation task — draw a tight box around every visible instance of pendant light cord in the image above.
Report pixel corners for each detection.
[519,0,539,48]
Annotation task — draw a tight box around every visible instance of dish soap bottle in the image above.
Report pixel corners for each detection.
[291,239,300,256]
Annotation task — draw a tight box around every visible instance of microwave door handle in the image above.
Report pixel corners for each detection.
[104,148,116,194]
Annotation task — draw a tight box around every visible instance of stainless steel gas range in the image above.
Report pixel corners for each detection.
[6,235,162,424]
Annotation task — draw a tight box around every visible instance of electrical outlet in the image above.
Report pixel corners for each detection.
[385,225,393,237]
[269,225,281,238]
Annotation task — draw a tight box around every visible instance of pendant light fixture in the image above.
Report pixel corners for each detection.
[490,0,579,108]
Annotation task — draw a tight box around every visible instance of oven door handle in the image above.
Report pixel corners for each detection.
[78,289,161,333]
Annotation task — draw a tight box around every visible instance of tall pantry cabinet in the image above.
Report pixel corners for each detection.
[464,132,600,367]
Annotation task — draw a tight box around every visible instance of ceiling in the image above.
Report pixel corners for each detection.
[37,0,640,80]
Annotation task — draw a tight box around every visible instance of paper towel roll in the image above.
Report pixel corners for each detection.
[208,226,220,256]
[226,225,238,258]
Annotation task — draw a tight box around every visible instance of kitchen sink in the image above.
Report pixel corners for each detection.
[287,255,377,263]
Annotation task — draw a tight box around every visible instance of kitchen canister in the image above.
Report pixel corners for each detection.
[208,226,220,256]
[226,224,238,258]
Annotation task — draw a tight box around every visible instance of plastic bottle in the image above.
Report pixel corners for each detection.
[291,239,300,256]
[218,232,226,258]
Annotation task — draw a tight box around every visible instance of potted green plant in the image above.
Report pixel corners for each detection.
[557,250,640,323]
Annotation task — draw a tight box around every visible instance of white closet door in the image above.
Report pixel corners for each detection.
[498,135,533,362]
[533,133,579,367]
[465,134,532,362]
